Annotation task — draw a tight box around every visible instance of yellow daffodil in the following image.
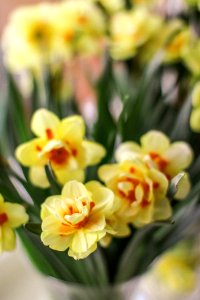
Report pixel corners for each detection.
[41,180,115,259]
[52,0,106,60]
[15,109,105,188]
[115,130,193,193]
[2,3,57,72]
[153,242,197,293]
[190,82,200,132]
[110,8,163,60]
[164,27,192,63]
[0,194,28,252]
[99,159,172,227]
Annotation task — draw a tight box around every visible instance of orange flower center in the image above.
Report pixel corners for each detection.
[117,175,151,209]
[48,147,70,166]
[0,213,8,226]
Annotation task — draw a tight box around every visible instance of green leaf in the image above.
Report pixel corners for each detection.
[25,223,42,235]
[45,163,62,195]
[6,72,31,143]
[93,58,116,162]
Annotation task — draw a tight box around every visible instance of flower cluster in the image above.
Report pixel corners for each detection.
[2,1,105,72]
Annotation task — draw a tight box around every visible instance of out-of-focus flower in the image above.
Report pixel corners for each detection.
[109,8,163,60]
[152,241,198,293]
[115,130,193,188]
[131,0,156,7]
[52,0,106,61]
[0,194,28,253]
[164,27,192,63]
[99,159,172,227]
[15,109,105,188]
[2,3,57,72]
[41,180,114,259]
[190,82,200,132]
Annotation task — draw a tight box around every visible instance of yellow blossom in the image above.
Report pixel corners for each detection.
[164,28,192,63]
[0,194,28,252]
[15,109,105,188]
[109,8,163,60]
[52,0,106,60]
[41,180,115,259]
[115,130,193,199]
[99,159,172,227]
[2,3,57,72]
[183,40,200,75]
[153,242,197,293]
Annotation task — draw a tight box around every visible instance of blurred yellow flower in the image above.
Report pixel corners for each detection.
[164,28,192,63]
[2,3,57,72]
[110,8,162,60]
[153,242,197,293]
[183,40,200,75]
[190,82,200,132]
[115,131,193,198]
[15,109,105,188]
[99,159,171,227]
[0,194,28,253]
[41,180,114,259]
[52,0,106,60]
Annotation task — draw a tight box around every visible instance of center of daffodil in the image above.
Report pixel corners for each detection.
[0,213,8,226]
[30,22,51,44]
[48,147,70,166]
[117,176,151,208]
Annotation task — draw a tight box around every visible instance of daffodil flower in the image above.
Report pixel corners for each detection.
[16,109,105,188]
[41,180,114,259]
[99,159,172,227]
[152,242,197,293]
[0,194,28,252]
[115,130,193,199]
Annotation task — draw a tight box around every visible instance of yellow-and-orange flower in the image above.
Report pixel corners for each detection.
[0,194,28,252]
[115,130,193,199]
[99,159,172,227]
[41,180,115,259]
[15,109,105,188]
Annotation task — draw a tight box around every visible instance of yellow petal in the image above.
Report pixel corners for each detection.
[31,108,60,138]
[153,198,172,221]
[83,140,106,165]
[164,142,193,175]
[84,212,106,232]
[85,181,114,216]
[62,180,90,199]
[190,108,200,132]
[29,166,49,188]
[0,194,4,206]
[54,167,85,185]
[98,164,120,182]
[1,226,16,252]
[5,203,28,228]
[15,138,45,166]
[141,130,170,154]
[71,230,95,254]
[149,168,168,199]
[59,115,85,143]
[41,231,72,251]
[115,141,141,162]
[68,243,97,260]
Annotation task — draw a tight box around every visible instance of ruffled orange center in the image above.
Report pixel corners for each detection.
[117,175,151,209]
[60,200,95,234]
[0,213,8,226]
